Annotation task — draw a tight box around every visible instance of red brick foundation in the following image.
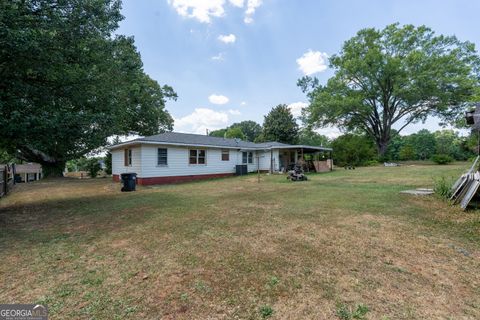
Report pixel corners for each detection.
[113,173,234,185]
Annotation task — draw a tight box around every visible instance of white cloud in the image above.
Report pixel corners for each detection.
[315,127,342,139]
[244,0,262,23]
[287,102,308,118]
[228,109,241,115]
[229,0,244,7]
[174,108,229,134]
[296,50,329,75]
[209,94,229,105]
[211,52,225,61]
[168,0,225,23]
[218,33,236,44]
[168,0,261,25]
[240,101,247,106]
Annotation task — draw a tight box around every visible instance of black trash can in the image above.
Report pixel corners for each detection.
[121,173,137,192]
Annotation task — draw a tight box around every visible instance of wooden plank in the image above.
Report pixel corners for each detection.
[450,175,468,202]
[460,180,480,210]
[453,176,474,205]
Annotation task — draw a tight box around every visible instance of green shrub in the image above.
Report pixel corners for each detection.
[433,176,453,200]
[336,303,369,320]
[86,158,101,178]
[364,160,380,166]
[104,152,112,175]
[259,305,273,318]
[431,154,453,165]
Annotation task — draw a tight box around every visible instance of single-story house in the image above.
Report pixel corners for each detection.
[110,132,333,185]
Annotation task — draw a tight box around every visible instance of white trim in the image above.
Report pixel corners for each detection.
[110,140,332,152]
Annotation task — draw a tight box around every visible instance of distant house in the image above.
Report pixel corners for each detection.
[15,163,42,182]
[110,132,332,185]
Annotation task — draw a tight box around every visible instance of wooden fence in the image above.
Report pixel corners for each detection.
[0,164,15,198]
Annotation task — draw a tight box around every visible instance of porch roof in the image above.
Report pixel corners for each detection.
[274,145,332,152]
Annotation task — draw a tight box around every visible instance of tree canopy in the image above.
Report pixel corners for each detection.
[209,121,262,142]
[297,128,330,147]
[209,128,228,138]
[224,127,246,140]
[0,0,175,175]
[331,134,377,167]
[299,23,480,157]
[262,104,299,144]
[229,121,262,142]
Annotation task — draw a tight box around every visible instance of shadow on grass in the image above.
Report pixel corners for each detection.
[0,189,187,248]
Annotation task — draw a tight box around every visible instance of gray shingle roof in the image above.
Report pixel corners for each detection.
[137,132,263,148]
[111,132,332,151]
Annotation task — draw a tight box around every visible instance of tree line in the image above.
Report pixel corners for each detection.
[331,129,476,167]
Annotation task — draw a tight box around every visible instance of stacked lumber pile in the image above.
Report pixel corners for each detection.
[450,156,480,210]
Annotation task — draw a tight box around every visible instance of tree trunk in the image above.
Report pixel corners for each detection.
[376,138,390,159]
[41,161,65,178]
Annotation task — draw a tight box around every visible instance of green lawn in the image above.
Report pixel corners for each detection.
[1,163,479,319]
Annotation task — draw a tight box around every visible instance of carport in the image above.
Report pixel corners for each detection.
[276,145,333,172]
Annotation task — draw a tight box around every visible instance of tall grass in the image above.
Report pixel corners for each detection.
[433,176,453,200]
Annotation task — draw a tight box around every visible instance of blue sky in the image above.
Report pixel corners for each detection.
[118,0,480,138]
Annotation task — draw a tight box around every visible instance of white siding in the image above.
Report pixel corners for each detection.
[111,147,142,175]
[257,149,280,171]
[140,145,239,178]
[272,149,280,171]
[257,149,280,172]
[236,150,259,172]
[112,145,283,177]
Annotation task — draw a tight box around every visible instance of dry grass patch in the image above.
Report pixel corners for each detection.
[0,163,479,319]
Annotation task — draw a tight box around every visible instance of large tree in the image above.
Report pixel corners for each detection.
[262,104,299,144]
[0,0,175,175]
[229,121,262,142]
[299,23,479,157]
[224,127,246,140]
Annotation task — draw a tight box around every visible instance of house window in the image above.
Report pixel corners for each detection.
[221,149,229,161]
[157,148,168,166]
[124,149,132,166]
[189,149,206,164]
[242,151,253,164]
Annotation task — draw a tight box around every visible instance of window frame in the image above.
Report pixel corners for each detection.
[157,148,168,166]
[221,149,230,161]
[248,152,253,164]
[242,151,254,164]
[124,149,132,167]
[189,149,207,165]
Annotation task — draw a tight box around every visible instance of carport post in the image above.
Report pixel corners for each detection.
[270,149,273,173]
[330,150,333,171]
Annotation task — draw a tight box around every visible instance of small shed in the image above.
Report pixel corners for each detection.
[15,163,43,182]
